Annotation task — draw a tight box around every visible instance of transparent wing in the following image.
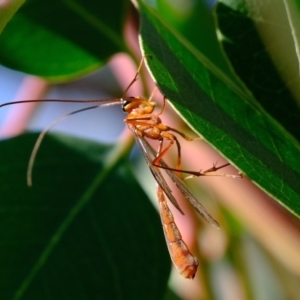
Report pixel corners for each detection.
[134,131,219,229]
[133,131,184,214]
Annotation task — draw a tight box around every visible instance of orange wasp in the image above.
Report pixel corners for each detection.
[0,56,241,279]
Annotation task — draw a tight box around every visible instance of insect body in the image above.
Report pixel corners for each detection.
[120,87,240,278]
[122,95,201,278]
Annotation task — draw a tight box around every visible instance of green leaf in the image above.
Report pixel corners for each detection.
[0,133,170,299]
[283,0,300,66]
[215,0,300,141]
[155,0,230,73]
[0,0,24,35]
[137,2,300,218]
[0,0,129,81]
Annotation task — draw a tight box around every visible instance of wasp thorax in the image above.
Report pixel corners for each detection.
[139,102,155,114]
[122,97,155,116]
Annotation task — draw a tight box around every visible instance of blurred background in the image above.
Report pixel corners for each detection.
[1,0,300,299]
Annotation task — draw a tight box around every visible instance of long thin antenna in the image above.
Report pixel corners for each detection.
[0,98,123,108]
[27,100,122,186]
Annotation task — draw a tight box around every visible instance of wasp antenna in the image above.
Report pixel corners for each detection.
[0,98,126,109]
[26,104,115,186]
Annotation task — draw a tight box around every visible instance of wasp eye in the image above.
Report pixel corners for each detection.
[122,101,130,112]
[122,97,140,112]
[121,97,133,112]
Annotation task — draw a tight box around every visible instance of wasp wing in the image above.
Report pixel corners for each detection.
[134,133,219,229]
[133,132,185,215]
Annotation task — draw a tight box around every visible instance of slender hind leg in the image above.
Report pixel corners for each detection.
[123,55,150,96]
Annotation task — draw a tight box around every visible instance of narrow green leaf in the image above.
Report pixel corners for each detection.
[215,0,300,141]
[138,2,300,218]
[0,133,170,299]
[155,0,231,73]
[0,0,129,81]
[0,0,24,34]
[283,0,300,67]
